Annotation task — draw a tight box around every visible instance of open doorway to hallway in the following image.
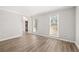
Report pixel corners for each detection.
[25,21,28,32]
[23,16,28,33]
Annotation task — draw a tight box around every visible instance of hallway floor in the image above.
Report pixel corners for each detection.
[0,33,78,52]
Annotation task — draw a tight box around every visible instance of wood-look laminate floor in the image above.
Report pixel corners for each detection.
[0,33,78,52]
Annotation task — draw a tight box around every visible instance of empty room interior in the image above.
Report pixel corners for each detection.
[0,6,79,52]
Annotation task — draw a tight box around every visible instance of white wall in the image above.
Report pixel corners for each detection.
[76,7,79,44]
[32,7,75,41]
[0,7,76,42]
[32,15,49,36]
[0,10,23,40]
[59,7,75,41]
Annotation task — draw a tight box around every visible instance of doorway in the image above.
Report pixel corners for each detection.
[23,16,28,33]
[25,21,28,32]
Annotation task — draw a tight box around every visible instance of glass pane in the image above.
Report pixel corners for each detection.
[33,19,37,32]
[50,16,58,35]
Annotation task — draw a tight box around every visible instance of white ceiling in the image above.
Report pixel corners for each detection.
[0,6,71,17]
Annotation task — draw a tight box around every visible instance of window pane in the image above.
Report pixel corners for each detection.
[33,19,37,32]
[50,16,58,35]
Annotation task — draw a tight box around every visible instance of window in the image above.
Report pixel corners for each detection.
[49,15,59,37]
[33,19,37,32]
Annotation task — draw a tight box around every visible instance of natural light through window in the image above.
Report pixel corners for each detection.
[33,19,37,32]
[49,16,59,37]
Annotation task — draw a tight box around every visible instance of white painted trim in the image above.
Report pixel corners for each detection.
[32,33,75,43]
[49,36,75,43]
[32,33,48,37]
[75,42,79,49]
[0,34,22,41]
[51,36,74,43]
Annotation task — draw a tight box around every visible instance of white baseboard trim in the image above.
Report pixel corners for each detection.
[75,42,79,49]
[0,34,22,41]
[50,37,75,43]
[32,33,75,43]
[32,33,49,38]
